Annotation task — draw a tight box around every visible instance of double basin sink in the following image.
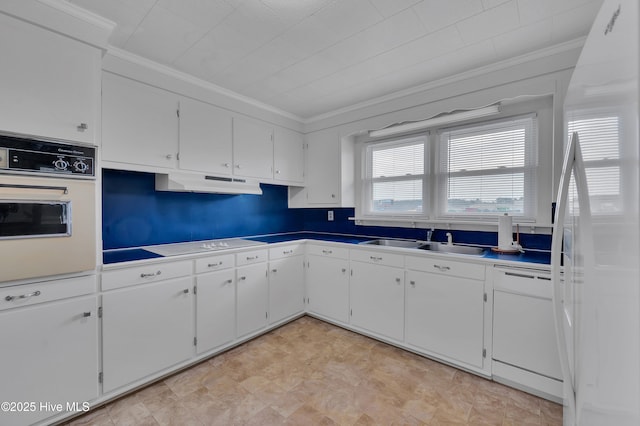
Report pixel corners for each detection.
[360,239,485,256]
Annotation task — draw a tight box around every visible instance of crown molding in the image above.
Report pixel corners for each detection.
[38,0,115,32]
[303,37,587,125]
[106,46,305,124]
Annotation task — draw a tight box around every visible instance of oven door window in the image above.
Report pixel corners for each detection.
[0,201,71,238]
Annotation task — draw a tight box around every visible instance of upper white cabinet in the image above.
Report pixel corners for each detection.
[0,13,100,144]
[232,116,274,180]
[102,72,179,170]
[178,97,233,176]
[273,127,304,185]
[289,129,354,207]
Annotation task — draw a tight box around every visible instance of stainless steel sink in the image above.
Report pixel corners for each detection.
[417,242,485,255]
[359,239,424,248]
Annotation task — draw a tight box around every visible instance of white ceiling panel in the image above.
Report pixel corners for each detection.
[68,0,603,119]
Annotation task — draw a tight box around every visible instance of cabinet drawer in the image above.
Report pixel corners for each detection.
[350,249,404,268]
[493,267,552,299]
[406,256,485,280]
[269,244,304,260]
[0,274,97,311]
[236,249,267,266]
[306,244,348,259]
[102,260,192,291]
[195,254,235,274]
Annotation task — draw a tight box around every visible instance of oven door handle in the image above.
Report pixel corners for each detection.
[0,183,68,194]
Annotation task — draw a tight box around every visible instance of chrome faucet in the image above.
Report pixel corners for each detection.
[446,232,453,245]
[426,228,434,242]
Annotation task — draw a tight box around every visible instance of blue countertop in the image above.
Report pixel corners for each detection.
[103,232,550,265]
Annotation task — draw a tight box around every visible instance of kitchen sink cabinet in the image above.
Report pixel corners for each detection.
[101,276,194,393]
[405,268,485,369]
[350,256,405,342]
[306,245,350,324]
[273,127,304,185]
[268,246,305,324]
[102,72,179,170]
[0,13,100,145]
[178,97,233,176]
[236,260,269,338]
[233,116,274,180]
[196,268,236,354]
[0,294,99,426]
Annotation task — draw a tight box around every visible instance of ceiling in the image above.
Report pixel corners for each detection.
[68,0,603,120]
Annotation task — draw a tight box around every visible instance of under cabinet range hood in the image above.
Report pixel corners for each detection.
[155,172,262,195]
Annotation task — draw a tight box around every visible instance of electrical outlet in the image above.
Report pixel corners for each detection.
[328,210,334,221]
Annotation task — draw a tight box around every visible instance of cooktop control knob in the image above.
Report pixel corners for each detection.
[53,158,69,170]
[73,160,89,173]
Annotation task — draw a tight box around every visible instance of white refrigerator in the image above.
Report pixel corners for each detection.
[552,0,639,425]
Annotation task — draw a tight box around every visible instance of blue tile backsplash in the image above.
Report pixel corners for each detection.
[102,169,551,251]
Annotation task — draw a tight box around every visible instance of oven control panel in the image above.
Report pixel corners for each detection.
[0,135,95,177]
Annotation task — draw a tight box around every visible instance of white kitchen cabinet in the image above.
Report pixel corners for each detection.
[0,295,98,426]
[178,97,233,176]
[268,253,305,324]
[273,127,304,185]
[405,267,485,368]
[350,251,404,342]
[233,116,273,180]
[236,261,268,337]
[102,72,179,170]
[102,276,194,393]
[289,129,354,207]
[196,268,236,354]
[492,267,562,399]
[0,13,99,144]
[306,245,350,324]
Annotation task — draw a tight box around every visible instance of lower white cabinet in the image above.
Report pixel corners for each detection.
[102,277,194,393]
[350,260,404,341]
[196,269,236,354]
[0,295,98,426]
[306,250,350,323]
[236,262,268,337]
[268,256,304,324]
[405,269,485,368]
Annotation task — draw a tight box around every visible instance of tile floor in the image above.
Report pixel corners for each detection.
[64,316,562,425]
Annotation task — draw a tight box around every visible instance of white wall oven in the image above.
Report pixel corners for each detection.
[0,134,96,283]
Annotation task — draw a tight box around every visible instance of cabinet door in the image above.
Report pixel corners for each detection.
[0,296,98,426]
[0,13,99,144]
[232,116,273,179]
[196,269,236,354]
[179,97,233,175]
[236,263,268,337]
[269,256,304,324]
[273,127,304,184]
[350,262,404,341]
[406,270,484,367]
[102,277,194,393]
[306,130,341,204]
[102,72,178,169]
[306,255,349,323]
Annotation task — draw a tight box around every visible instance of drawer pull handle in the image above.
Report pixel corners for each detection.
[246,256,258,261]
[83,312,91,317]
[225,279,233,284]
[504,272,535,279]
[341,268,346,273]
[282,250,293,255]
[370,256,383,261]
[410,280,416,286]
[5,290,41,302]
[183,289,189,294]
[208,262,222,268]
[272,269,278,273]
[433,265,450,271]
[140,271,161,278]
[239,276,246,281]
[395,278,401,283]
[322,250,333,255]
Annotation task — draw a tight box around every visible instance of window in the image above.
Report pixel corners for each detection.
[363,136,426,216]
[568,114,621,215]
[437,115,538,219]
